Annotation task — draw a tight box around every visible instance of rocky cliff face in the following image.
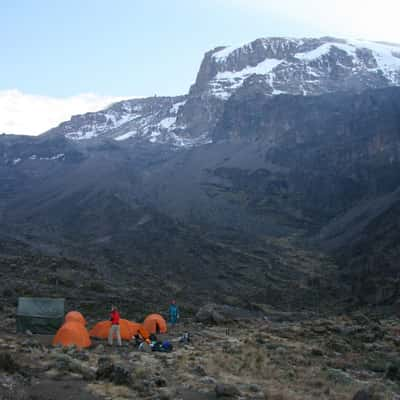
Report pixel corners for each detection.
[176,37,400,138]
[193,37,400,99]
[43,95,207,146]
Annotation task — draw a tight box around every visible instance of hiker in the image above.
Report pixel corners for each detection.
[169,299,180,325]
[108,305,122,347]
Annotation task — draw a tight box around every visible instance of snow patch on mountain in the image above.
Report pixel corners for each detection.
[39,153,65,161]
[65,108,143,141]
[295,43,354,60]
[11,153,65,166]
[211,58,283,99]
[170,101,186,114]
[159,117,176,129]
[114,131,137,141]
[149,131,162,143]
[169,131,212,147]
[206,37,400,100]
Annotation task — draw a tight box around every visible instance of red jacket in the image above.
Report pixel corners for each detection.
[110,310,120,325]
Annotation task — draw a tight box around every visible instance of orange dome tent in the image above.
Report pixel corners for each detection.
[65,311,87,325]
[89,319,141,341]
[52,321,91,348]
[143,314,167,334]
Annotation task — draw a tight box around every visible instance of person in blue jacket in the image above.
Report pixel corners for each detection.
[169,299,179,325]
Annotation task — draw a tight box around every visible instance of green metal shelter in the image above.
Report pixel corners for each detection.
[16,297,65,334]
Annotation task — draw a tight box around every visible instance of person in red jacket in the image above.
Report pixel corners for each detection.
[108,305,122,346]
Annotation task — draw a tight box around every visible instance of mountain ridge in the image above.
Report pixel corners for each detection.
[25,36,400,147]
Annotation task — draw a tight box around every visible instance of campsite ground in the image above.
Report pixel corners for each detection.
[1,303,400,400]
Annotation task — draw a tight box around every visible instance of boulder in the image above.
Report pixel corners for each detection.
[95,344,105,353]
[113,365,132,386]
[326,368,353,385]
[96,357,115,380]
[158,388,174,400]
[193,365,207,376]
[312,325,328,334]
[353,389,371,400]
[352,385,386,400]
[386,362,400,381]
[0,352,20,374]
[196,304,227,324]
[311,348,324,357]
[96,357,132,386]
[215,383,241,398]
[155,377,167,387]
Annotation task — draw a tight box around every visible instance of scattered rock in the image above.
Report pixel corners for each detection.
[353,389,370,400]
[92,344,105,355]
[326,368,353,385]
[312,326,327,334]
[311,348,324,356]
[21,338,43,350]
[96,357,132,386]
[158,387,174,400]
[352,385,385,400]
[276,346,288,354]
[352,313,370,326]
[196,304,227,324]
[215,383,241,398]
[112,365,132,386]
[45,368,64,380]
[326,338,352,353]
[132,379,152,395]
[200,376,217,385]
[96,357,115,380]
[386,361,400,381]
[0,352,20,373]
[155,377,167,387]
[248,384,262,393]
[193,365,207,376]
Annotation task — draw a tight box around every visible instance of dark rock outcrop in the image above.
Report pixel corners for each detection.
[215,383,241,398]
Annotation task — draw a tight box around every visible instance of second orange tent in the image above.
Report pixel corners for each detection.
[89,319,146,340]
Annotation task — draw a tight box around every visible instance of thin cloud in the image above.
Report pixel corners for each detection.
[219,0,400,43]
[0,90,134,136]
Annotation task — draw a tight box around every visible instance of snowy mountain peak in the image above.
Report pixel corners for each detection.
[43,36,400,147]
[192,37,400,99]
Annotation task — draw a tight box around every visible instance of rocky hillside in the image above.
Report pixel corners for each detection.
[1,36,400,311]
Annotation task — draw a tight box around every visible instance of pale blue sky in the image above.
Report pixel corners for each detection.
[1,0,399,134]
[1,0,317,97]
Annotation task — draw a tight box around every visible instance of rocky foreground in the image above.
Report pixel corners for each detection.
[1,304,400,400]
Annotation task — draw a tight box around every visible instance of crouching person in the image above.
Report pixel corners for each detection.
[108,305,122,347]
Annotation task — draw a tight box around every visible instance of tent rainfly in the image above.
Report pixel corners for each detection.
[16,297,65,334]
